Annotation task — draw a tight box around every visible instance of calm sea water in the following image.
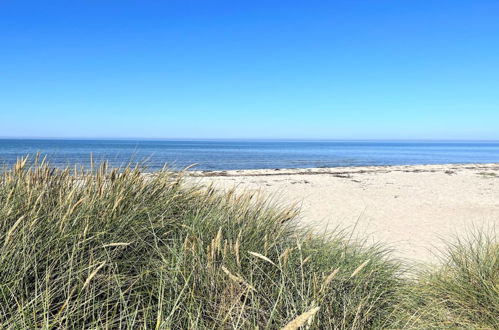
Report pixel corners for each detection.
[1,139,499,171]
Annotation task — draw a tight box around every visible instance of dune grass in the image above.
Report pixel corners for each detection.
[0,158,497,328]
[399,230,499,329]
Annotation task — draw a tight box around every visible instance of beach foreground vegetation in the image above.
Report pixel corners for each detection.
[0,159,497,329]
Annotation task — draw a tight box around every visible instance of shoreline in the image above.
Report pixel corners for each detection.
[187,162,499,177]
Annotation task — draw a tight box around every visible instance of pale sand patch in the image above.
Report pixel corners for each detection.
[189,164,499,264]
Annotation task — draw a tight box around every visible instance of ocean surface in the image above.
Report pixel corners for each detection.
[1,139,499,171]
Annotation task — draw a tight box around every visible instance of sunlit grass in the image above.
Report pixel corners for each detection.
[0,157,496,328]
[398,230,499,329]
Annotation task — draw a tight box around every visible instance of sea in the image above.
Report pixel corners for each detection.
[1,139,499,171]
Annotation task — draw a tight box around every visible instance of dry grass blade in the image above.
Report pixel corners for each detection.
[279,247,295,266]
[221,266,255,291]
[249,251,276,266]
[350,259,370,278]
[324,268,340,286]
[3,215,26,247]
[182,163,199,171]
[279,247,293,259]
[82,262,106,290]
[102,243,131,248]
[14,157,28,173]
[301,255,311,266]
[281,307,320,330]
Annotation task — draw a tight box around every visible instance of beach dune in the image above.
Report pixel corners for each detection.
[192,163,499,263]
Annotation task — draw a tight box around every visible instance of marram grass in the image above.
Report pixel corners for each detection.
[395,230,499,329]
[0,158,497,329]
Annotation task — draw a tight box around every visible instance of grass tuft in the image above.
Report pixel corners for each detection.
[0,157,497,328]
[0,158,403,329]
[404,229,499,329]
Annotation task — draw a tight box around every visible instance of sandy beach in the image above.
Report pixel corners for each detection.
[191,163,499,264]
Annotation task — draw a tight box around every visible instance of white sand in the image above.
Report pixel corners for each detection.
[190,163,499,264]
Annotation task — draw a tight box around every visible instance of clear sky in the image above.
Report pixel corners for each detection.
[1,0,498,140]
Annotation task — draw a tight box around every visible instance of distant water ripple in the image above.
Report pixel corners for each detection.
[1,139,499,171]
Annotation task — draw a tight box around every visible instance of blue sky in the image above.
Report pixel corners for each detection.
[1,0,498,140]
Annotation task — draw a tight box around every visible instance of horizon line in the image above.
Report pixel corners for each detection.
[1,137,499,143]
